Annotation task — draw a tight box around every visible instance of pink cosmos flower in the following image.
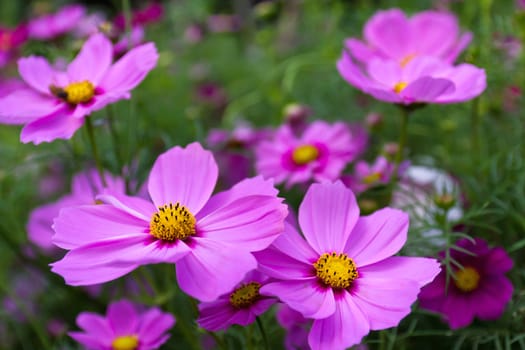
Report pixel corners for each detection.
[28,4,86,40]
[254,181,440,350]
[51,142,287,302]
[197,270,276,331]
[337,53,486,105]
[27,169,125,253]
[69,299,175,350]
[276,304,311,350]
[419,238,513,329]
[0,33,158,144]
[255,121,365,188]
[114,3,164,31]
[0,24,28,68]
[114,26,145,57]
[346,9,472,65]
[343,156,395,194]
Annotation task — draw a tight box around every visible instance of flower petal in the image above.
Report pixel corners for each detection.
[475,276,513,320]
[308,295,369,350]
[175,238,257,302]
[0,89,62,125]
[254,246,314,281]
[198,194,287,252]
[75,313,112,339]
[20,109,84,144]
[96,193,155,222]
[363,8,410,60]
[260,280,335,319]
[52,205,148,249]
[107,300,138,336]
[198,298,239,331]
[268,222,318,264]
[99,42,158,94]
[402,77,455,103]
[299,181,359,254]
[67,33,113,85]
[137,308,176,344]
[148,142,217,213]
[18,56,55,95]
[344,208,408,267]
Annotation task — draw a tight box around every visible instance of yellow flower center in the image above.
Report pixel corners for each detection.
[112,335,139,350]
[362,172,381,185]
[229,282,261,309]
[393,82,408,94]
[292,144,319,165]
[454,266,480,293]
[400,53,417,68]
[150,202,196,241]
[50,81,95,104]
[314,252,358,289]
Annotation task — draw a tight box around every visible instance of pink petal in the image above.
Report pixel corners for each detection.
[299,181,359,254]
[52,205,148,249]
[27,201,64,251]
[254,246,315,281]
[260,280,335,319]
[401,77,455,103]
[270,222,318,263]
[18,56,55,95]
[52,257,139,286]
[442,293,475,329]
[175,238,257,302]
[96,193,155,221]
[358,256,441,287]
[344,208,408,267]
[137,308,175,344]
[68,332,107,349]
[198,194,286,252]
[0,89,63,125]
[364,8,410,60]
[484,247,513,275]
[20,109,84,144]
[99,42,158,95]
[367,58,401,87]
[444,32,473,63]
[67,33,113,85]
[107,300,138,336]
[345,38,376,63]
[198,299,239,331]
[197,176,278,218]
[352,277,420,330]
[76,313,112,339]
[410,11,459,59]
[475,276,513,320]
[308,295,369,350]
[148,142,217,213]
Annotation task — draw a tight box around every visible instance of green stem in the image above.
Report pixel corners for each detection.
[470,98,480,161]
[107,106,123,173]
[256,316,269,350]
[395,106,410,168]
[84,117,107,187]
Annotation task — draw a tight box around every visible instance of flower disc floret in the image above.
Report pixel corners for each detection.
[229,282,261,309]
[50,81,95,105]
[314,252,358,289]
[150,202,196,241]
[292,144,319,165]
[454,266,480,293]
[112,335,138,350]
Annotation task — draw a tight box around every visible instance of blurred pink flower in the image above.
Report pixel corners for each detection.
[0,24,28,68]
[69,299,175,350]
[276,304,311,350]
[28,4,86,40]
[0,33,158,144]
[255,121,366,188]
[114,2,164,31]
[337,54,486,105]
[113,26,145,57]
[345,9,472,65]
[197,270,275,331]
[207,15,240,33]
[27,169,125,253]
[255,182,440,349]
[419,238,513,329]
[51,143,287,302]
[343,156,399,194]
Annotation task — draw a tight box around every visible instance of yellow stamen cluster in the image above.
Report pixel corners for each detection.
[112,335,139,350]
[150,202,196,241]
[229,282,261,309]
[362,172,382,185]
[393,82,408,94]
[50,81,95,104]
[314,252,358,289]
[292,144,319,165]
[454,266,480,293]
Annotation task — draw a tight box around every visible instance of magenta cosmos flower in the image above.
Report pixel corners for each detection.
[346,9,472,66]
[197,270,275,331]
[254,181,440,350]
[28,4,86,40]
[0,33,158,144]
[27,169,125,253]
[337,53,486,105]
[343,156,395,194]
[255,121,365,188]
[0,24,28,68]
[419,238,513,329]
[69,299,175,350]
[51,142,287,302]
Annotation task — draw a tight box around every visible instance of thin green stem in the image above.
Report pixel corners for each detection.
[256,316,269,350]
[107,106,123,173]
[84,117,107,187]
[395,106,410,168]
[470,98,480,161]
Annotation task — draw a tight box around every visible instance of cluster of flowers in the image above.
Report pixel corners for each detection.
[0,4,514,350]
